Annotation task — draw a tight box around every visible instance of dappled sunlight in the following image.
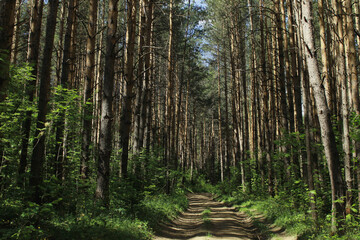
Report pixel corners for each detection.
[154,193,258,240]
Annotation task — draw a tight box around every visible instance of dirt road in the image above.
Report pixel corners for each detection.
[153,193,260,240]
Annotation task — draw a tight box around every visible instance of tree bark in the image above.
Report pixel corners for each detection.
[248,0,257,173]
[54,0,77,181]
[0,0,16,101]
[29,0,59,203]
[95,0,118,207]
[120,0,137,179]
[18,0,44,184]
[164,0,174,192]
[345,0,360,215]
[318,0,333,113]
[133,0,146,154]
[259,0,269,192]
[142,0,154,168]
[217,47,224,182]
[341,0,355,216]
[10,0,21,65]
[223,42,230,180]
[275,0,290,179]
[301,0,345,232]
[302,45,317,220]
[81,0,98,179]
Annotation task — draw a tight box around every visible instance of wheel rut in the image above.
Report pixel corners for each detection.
[153,193,260,240]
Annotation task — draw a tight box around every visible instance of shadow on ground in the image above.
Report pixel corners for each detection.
[154,193,262,240]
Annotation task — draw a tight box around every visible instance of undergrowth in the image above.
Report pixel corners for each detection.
[213,183,360,240]
[0,183,188,240]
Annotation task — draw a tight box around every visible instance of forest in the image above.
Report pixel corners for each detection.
[1,0,360,239]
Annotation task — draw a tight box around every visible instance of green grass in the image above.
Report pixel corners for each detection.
[201,208,211,225]
[137,192,188,229]
[239,197,313,237]
[201,208,211,218]
[0,190,188,240]
[216,191,360,240]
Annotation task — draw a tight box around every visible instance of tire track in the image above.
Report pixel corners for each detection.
[154,193,259,240]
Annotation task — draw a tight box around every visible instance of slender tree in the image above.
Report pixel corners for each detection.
[318,0,333,113]
[344,0,360,213]
[29,0,60,203]
[301,0,345,231]
[217,47,224,182]
[95,0,119,206]
[0,0,16,101]
[120,0,138,179]
[81,0,98,179]
[18,0,44,183]
[10,0,21,65]
[133,0,146,154]
[165,0,174,191]
[54,0,77,180]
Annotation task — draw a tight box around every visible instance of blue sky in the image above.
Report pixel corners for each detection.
[194,0,207,7]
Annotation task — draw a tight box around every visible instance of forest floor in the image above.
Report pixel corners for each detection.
[153,193,297,240]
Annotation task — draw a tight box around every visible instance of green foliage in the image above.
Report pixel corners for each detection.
[214,184,360,240]
[217,190,314,238]
[185,172,217,193]
[201,208,211,226]
[0,64,35,186]
[45,214,152,240]
[308,218,360,240]
[0,142,188,239]
[136,191,188,229]
[0,180,188,240]
[201,208,211,220]
[50,85,81,122]
[350,112,360,142]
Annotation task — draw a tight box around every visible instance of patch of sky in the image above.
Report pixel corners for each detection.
[192,0,213,65]
[194,0,207,8]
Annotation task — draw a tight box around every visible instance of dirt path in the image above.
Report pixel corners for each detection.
[153,193,260,240]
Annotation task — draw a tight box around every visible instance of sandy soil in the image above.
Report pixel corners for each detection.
[153,193,297,240]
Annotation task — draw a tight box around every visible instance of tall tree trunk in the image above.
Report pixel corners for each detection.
[259,0,270,193]
[351,0,360,213]
[18,0,44,184]
[217,47,224,182]
[301,0,345,232]
[318,0,333,113]
[95,0,118,206]
[55,0,66,87]
[223,44,230,180]
[165,0,174,192]
[10,0,21,65]
[270,21,278,193]
[120,0,137,179]
[302,44,317,220]
[142,0,154,164]
[29,0,59,203]
[81,0,98,179]
[330,0,352,217]
[133,0,146,154]
[183,52,190,183]
[289,0,305,180]
[175,0,191,171]
[275,0,290,179]
[343,0,360,214]
[0,0,16,101]
[54,0,77,181]
[248,0,257,173]
[239,13,250,191]
[282,0,299,178]
[229,20,239,177]
[94,0,105,159]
